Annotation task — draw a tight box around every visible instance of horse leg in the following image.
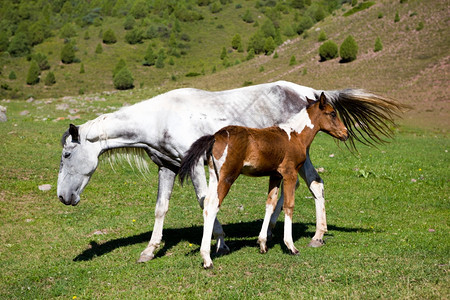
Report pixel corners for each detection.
[191,161,229,255]
[267,177,300,240]
[299,149,327,248]
[258,176,282,253]
[138,167,176,262]
[282,174,299,255]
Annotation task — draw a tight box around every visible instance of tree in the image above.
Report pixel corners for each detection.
[155,49,165,68]
[26,60,40,85]
[0,31,9,52]
[318,31,327,42]
[339,35,358,62]
[113,59,127,77]
[31,53,50,71]
[123,15,135,30]
[220,47,227,60]
[264,37,276,55]
[247,31,265,54]
[289,55,296,66]
[8,33,31,57]
[95,43,103,54]
[231,34,242,50]
[9,71,16,80]
[125,29,143,44]
[80,63,85,74]
[44,71,56,86]
[242,10,254,23]
[296,16,314,35]
[374,37,383,52]
[61,43,76,64]
[59,23,77,39]
[319,40,338,61]
[102,29,117,44]
[130,0,148,19]
[246,48,255,60]
[143,45,156,66]
[113,67,134,90]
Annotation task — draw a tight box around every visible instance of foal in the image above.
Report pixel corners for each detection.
[179,93,348,268]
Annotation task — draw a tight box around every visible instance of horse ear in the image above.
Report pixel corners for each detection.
[319,92,327,110]
[306,97,315,105]
[69,124,80,143]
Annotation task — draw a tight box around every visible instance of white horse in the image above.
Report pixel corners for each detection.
[57,81,403,262]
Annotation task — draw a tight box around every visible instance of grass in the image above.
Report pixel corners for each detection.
[0,93,448,299]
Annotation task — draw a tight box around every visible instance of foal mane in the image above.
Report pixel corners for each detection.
[323,89,409,150]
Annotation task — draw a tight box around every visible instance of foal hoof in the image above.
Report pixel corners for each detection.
[203,263,214,269]
[308,239,325,248]
[137,253,154,263]
[290,249,300,256]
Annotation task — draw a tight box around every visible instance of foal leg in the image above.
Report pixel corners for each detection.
[282,174,299,255]
[191,161,229,255]
[299,150,327,247]
[138,167,176,262]
[258,176,281,253]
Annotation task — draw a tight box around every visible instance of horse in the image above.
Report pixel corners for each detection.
[57,81,405,262]
[179,93,348,268]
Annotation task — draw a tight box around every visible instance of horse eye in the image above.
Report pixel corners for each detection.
[330,111,337,118]
[63,152,71,159]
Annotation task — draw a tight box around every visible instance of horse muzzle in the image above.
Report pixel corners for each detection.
[58,193,80,206]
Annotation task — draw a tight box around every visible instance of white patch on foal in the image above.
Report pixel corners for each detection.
[278,108,314,140]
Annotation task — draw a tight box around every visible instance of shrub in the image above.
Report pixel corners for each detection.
[0,31,9,52]
[247,31,265,54]
[264,37,276,55]
[113,67,134,90]
[125,29,143,44]
[374,37,383,52]
[9,71,16,80]
[289,55,296,66]
[394,12,400,22]
[59,23,77,39]
[95,43,103,54]
[103,29,117,44]
[8,33,31,57]
[44,71,56,86]
[31,53,50,70]
[220,47,227,60]
[155,50,165,68]
[143,46,156,66]
[130,0,148,19]
[113,59,126,77]
[61,43,76,64]
[231,34,242,50]
[340,35,358,62]
[124,15,135,30]
[80,63,85,74]
[246,48,255,60]
[210,2,222,13]
[242,10,254,23]
[26,61,40,85]
[84,31,90,40]
[318,31,327,42]
[319,40,338,61]
[296,16,314,35]
[416,21,424,31]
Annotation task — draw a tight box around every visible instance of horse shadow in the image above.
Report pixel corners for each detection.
[73,221,369,262]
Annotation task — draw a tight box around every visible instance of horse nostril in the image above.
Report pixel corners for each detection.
[59,196,65,203]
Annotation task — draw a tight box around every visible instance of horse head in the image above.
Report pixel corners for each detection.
[57,124,100,206]
[308,92,348,142]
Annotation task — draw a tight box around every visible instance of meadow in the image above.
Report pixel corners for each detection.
[0,89,448,299]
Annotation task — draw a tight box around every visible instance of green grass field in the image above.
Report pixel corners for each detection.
[0,91,448,299]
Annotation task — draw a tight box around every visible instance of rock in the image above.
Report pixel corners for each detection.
[26,97,34,103]
[56,103,69,110]
[38,184,52,191]
[19,110,29,116]
[0,105,6,122]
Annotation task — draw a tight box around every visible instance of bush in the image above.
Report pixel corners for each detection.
[113,59,127,77]
[124,15,135,30]
[8,33,31,57]
[374,37,383,52]
[247,31,265,54]
[9,71,16,80]
[125,29,143,44]
[319,40,338,61]
[264,37,276,55]
[296,16,314,35]
[246,48,255,60]
[59,23,77,39]
[289,55,296,66]
[113,67,134,90]
[231,34,242,50]
[95,43,103,54]
[0,32,9,52]
[220,47,227,60]
[61,43,76,64]
[242,10,254,23]
[32,53,50,70]
[103,29,117,44]
[155,50,165,68]
[130,0,148,19]
[26,60,40,85]
[339,35,358,62]
[394,12,400,23]
[318,31,327,42]
[80,63,85,74]
[44,71,56,86]
[143,46,156,66]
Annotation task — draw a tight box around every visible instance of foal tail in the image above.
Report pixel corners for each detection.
[325,89,410,150]
[179,135,216,186]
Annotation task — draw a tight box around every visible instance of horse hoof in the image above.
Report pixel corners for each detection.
[259,247,268,254]
[203,263,214,269]
[308,239,325,248]
[216,246,230,256]
[137,253,154,263]
[290,249,300,256]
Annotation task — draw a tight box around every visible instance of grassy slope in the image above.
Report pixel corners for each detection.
[0,0,448,299]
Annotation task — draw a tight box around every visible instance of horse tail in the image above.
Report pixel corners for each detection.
[324,89,410,150]
[179,135,216,186]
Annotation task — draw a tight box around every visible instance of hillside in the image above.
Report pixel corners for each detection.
[0,0,448,129]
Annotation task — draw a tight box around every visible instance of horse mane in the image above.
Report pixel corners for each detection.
[323,89,410,150]
[101,147,150,176]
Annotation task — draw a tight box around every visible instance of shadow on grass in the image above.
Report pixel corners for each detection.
[73,221,369,262]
